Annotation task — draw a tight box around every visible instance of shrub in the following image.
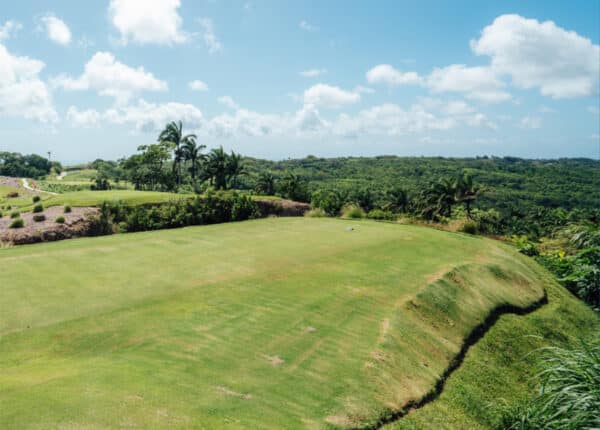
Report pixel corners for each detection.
[64,205,72,213]
[341,204,364,219]
[367,209,395,221]
[32,204,44,213]
[32,195,41,203]
[55,216,65,224]
[6,191,18,198]
[459,220,479,235]
[494,338,600,430]
[9,218,24,228]
[305,208,326,218]
[10,211,20,219]
[33,214,46,222]
[311,189,346,216]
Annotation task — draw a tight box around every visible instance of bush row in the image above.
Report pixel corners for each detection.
[88,190,260,235]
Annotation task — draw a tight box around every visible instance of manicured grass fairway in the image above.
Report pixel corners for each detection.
[17,189,187,211]
[0,218,575,429]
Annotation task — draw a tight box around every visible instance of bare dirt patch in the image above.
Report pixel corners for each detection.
[263,354,285,366]
[0,206,98,245]
[255,199,311,217]
[215,386,252,400]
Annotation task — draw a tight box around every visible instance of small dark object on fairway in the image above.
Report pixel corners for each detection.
[346,226,354,231]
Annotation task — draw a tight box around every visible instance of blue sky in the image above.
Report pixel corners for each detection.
[0,0,598,163]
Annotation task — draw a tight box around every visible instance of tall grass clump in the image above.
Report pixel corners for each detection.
[495,338,600,430]
[341,204,364,219]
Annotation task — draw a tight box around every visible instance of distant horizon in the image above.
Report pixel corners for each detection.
[1,0,599,161]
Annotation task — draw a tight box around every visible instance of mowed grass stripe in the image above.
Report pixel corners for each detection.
[1,218,547,429]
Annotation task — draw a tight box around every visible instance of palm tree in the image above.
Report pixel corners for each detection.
[182,139,206,181]
[226,151,246,189]
[454,172,483,218]
[385,186,409,213]
[255,171,276,195]
[158,121,197,187]
[420,178,456,219]
[207,146,228,189]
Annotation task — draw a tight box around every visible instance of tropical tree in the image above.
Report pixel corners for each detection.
[206,146,228,189]
[158,121,197,187]
[454,172,483,218]
[182,140,206,181]
[255,171,276,196]
[384,186,409,213]
[226,151,245,189]
[279,172,309,202]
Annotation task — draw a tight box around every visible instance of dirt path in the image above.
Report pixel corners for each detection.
[21,178,57,195]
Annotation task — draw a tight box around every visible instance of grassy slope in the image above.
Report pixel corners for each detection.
[384,269,598,430]
[0,218,595,429]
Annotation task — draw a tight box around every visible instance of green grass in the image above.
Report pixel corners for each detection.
[0,218,596,429]
[0,184,53,209]
[17,189,188,211]
[61,168,98,181]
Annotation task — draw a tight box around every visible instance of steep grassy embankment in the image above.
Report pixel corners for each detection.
[0,218,596,429]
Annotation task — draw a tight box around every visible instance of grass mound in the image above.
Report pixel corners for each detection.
[0,218,596,429]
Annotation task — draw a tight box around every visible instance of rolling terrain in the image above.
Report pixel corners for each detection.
[0,218,597,429]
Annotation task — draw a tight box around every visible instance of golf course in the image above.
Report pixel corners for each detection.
[1,217,595,429]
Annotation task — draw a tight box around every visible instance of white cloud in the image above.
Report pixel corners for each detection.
[442,100,474,115]
[189,80,208,91]
[40,14,72,46]
[109,0,186,45]
[105,100,204,133]
[299,20,318,32]
[52,51,167,103]
[354,85,375,94]
[426,64,512,103]
[0,44,57,122]
[465,113,497,130]
[520,116,542,129]
[218,96,240,110]
[198,18,222,53]
[303,84,360,108]
[66,107,101,127]
[300,68,326,78]
[471,14,600,98]
[538,105,555,113]
[0,20,22,41]
[366,64,422,86]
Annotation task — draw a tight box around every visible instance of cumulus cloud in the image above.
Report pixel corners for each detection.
[189,80,208,91]
[520,116,542,129]
[40,14,72,45]
[299,20,318,32]
[198,18,222,53]
[471,14,600,98]
[366,64,422,86]
[0,44,57,122]
[0,20,22,41]
[52,51,167,103]
[109,0,187,45]
[66,107,101,127]
[426,64,512,103]
[218,96,240,110]
[300,68,326,78]
[303,84,360,108]
[105,100,204,133]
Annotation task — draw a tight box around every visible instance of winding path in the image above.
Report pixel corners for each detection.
[21,178,58,195]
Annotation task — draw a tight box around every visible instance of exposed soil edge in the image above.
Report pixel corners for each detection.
[349,289,549,430]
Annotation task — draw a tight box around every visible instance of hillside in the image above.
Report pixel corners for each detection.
[244,156,600,212]
[1,218,596,429]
